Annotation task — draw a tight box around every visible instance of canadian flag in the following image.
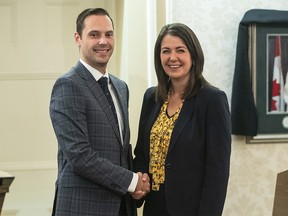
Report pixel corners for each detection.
[271,36,285,112]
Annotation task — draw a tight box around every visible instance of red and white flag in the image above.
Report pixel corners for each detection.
[271,36,284,112]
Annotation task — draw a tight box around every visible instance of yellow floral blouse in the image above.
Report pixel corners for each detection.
[149,99,183,191]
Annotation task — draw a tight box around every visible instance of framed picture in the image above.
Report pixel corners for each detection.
[247,24,288,143]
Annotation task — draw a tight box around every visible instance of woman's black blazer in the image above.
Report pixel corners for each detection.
[133,85,231,216]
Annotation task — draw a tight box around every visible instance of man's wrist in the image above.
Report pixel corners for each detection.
[127,172,139,192]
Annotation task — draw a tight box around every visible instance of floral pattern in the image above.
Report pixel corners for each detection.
[149,99,183,191]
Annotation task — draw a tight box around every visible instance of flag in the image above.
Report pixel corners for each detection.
[271,36,284,112]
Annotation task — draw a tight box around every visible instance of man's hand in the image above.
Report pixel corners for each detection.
[131,172,150,200]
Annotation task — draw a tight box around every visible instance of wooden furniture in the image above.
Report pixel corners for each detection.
[0,171,14,215]
[272,170,288,216]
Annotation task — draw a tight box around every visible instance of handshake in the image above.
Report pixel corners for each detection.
[131,172,151,200]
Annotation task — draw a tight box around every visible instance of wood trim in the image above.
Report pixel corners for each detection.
[0,161,57,171]
[0,73,60,81]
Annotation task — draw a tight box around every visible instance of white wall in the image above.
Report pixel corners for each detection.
[169,0,288,215]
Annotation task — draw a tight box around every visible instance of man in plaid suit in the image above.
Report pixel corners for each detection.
[49,8,149,216]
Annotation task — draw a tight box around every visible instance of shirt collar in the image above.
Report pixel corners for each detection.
[80,59,110,82]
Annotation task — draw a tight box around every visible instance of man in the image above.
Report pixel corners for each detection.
[49,8,149,216]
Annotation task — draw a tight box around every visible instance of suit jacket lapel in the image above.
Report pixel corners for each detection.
[168,97,195,153]
[75,61,122,144]
[110,76,129,144]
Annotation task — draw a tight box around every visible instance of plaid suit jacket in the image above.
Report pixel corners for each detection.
[50,61,136,216]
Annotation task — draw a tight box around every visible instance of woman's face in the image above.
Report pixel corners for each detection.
[160,34,192,82]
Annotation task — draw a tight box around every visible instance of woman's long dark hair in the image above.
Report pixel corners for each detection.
[154,23,210,102]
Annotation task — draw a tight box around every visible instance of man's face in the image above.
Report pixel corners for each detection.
[75,15,114,73]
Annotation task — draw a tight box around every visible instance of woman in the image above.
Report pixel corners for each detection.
[133,23,231,216]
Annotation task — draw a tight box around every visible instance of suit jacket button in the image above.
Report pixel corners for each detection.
[166,163,171,169]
